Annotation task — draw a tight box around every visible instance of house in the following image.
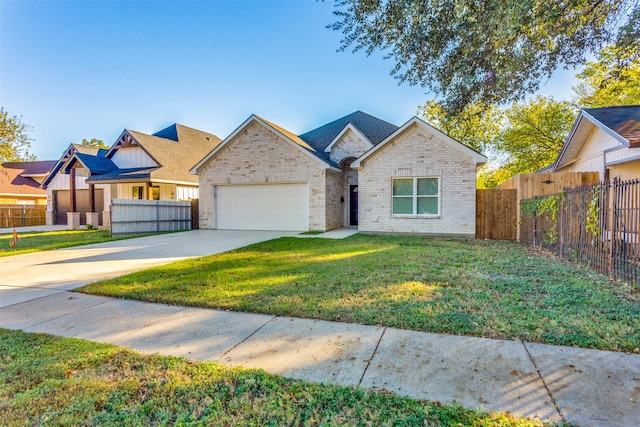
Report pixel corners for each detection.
[551,105,640,181]
[0,161,56,205]
[191,111,487,235]
[41,124,221,228]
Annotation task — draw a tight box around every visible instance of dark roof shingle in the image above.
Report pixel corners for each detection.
[2,161,56,175]
[125,124,222,183]
[86,167,156,183]
[584,105,640,147]
[74,152,117,174]
[0,161,55,195]
[298,111,399,151]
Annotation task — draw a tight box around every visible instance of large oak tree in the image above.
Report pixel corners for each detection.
[331,0,638,114]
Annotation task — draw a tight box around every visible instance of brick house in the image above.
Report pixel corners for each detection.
[191,111,487,236]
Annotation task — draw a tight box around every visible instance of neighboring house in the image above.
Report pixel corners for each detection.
[0,161,56,205]
[41,124,221,228]
[191,111,487,235]
[551,105,640,181]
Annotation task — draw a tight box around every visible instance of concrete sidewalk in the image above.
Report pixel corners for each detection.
[1,229,639,426]
[2,293,639,426]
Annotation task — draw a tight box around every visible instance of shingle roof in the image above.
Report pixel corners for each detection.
[256,116,338,166]
[72,144,102,155]
[298,111,399,151]
[73,152,117,174]
[46,144,103,184]
[122,124,221,183]
[583,105,640,147]
[85,167,156,183]
[4,161,56,176]
[0,161,55,195]
[152,124,179,141]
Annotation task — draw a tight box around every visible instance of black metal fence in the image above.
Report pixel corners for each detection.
[520,179,640,287]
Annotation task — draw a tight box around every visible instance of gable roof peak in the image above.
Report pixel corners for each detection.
[152,124,179,141]
[151,123,220,143]
[299,111,399,152]
[352,116,487,168]
[581,105,640,147]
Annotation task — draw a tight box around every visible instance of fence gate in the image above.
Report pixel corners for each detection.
[110,199,192,236]
[476,189,517,240]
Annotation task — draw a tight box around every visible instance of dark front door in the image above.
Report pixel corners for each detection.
[349,185,358,226]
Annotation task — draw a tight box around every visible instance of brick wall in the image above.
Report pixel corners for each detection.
[197,121,330,230]
[325,169,344,230]
[329,128,372,163]
[358,124,477,236]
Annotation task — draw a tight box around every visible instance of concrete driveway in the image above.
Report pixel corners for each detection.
[0,230,296,308]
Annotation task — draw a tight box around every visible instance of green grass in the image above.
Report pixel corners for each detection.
[0,229,126,257]
[0,329,552,426]
[78,235,640,352]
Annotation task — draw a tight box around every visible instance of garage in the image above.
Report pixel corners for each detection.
[53,189,104,225]
[215,183,308,231]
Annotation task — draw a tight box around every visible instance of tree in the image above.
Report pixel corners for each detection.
[81,138,109,149]
[331,0,638,114]
[421,96,576,188]
[419,100,502,153]
[494,96,576,178]
[573,43,640,106]
[0,108,35,162]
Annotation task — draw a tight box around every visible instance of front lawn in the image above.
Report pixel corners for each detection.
[0,229,120,257]
[0,329,550,426]
[78,235,640,352]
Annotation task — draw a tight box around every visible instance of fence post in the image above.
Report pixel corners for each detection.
[609,179,617,274]
[558,193,564,257]
[156,201,160,233]
[533,197,538,248]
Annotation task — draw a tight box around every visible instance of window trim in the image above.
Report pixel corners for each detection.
[132,185,144,200]
[392,177,440,217]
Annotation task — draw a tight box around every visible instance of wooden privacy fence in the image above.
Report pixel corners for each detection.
[498,171,600,240]
[110,199,192,236]
[0,205,46,229]
[520,179,640,287]
[476,189,517,240]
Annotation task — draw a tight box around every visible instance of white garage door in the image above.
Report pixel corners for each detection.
[215,183,309,231]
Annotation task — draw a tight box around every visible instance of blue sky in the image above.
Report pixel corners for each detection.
[1,0,578,160]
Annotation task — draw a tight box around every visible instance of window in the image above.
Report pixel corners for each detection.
[150,187,160,200]
[392,177,439,215]
[132,186,144,200]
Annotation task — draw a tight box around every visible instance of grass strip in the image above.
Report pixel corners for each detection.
[0,329,552,426]
[79,235,640,352]
[0,229,139,257]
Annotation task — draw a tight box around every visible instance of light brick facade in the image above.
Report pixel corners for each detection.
[328,128,372,163]
[197,121,336,231]
[195,115,483,236]
[357,124,478,236]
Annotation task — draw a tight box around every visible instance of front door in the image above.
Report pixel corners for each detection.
[349,185,358,226]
